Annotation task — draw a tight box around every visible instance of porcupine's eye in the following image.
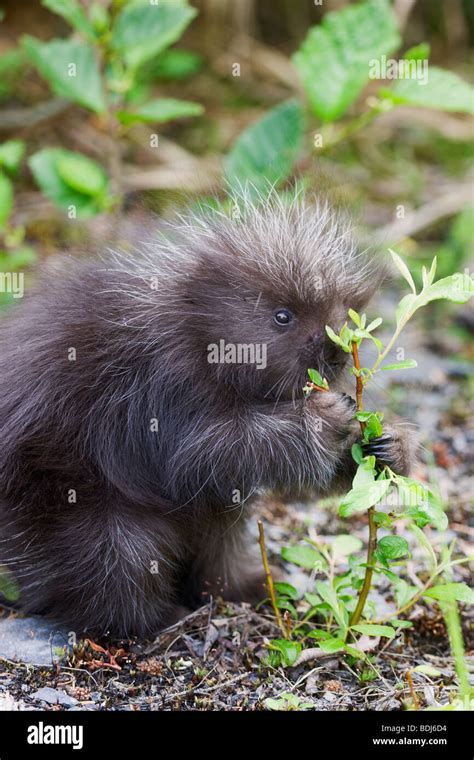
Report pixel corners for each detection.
[273,308,293,326]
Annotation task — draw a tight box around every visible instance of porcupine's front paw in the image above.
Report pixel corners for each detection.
[361,423,418,476]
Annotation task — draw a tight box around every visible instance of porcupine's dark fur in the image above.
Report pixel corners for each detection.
[0,191,416,637]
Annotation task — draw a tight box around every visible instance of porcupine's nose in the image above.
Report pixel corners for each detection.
[306,329,325,347]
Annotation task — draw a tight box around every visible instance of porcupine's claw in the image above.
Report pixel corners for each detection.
[361,434,393,463]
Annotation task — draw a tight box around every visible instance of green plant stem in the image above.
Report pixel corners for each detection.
[439,600,471,702]
[258,520,286,637]
[348,339,378,629]
[316,99,393,153]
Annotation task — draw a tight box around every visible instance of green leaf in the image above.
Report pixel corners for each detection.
[381,359,417,371]
[41,0,94,38]
[412,664,442,677]
[352,458,376,488]
[377,535,409,561]
[0,171,13,230]
[0,49,27,101]
[117,97,203,125]
[22,36,105,113]
[351,623,396,639]
[0,140,25,175]
[340,480,391,517]
[365,317,382,332]
[224,100,303,197]
[404,43,430,61]
[315,581,347,631]
[409,524,437,572]
[143,49,203,81]
[29,148,107,218]
[307,368,329,389]
[292,0,400,121]
[390,249,416,294]
[361,412,383,441]
[348,308,361,326]
[325,325,347,350]
[382,66,474,115]
[319,636,346,653]
[390,618,413,630]
[265,692,313,710]
[0,247,37,273]
[268,638,302,667]
[274,582,299,600]
[281,544,325,570]
[0,566,20,602]
[424,583,474,605]
[111,1,197,70]
[56,153,108,197]
[351,443,364,464]
[89,3,109,34]
[422,274,474,305]
[331,535,363,560]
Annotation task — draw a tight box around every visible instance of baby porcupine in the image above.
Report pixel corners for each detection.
[0,193,416,637]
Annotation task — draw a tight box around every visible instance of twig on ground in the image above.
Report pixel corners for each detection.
[258,520,286,637]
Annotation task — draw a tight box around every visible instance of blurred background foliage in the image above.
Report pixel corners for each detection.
[0,0,472,348]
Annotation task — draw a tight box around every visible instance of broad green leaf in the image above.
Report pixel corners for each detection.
[382,66,474,115]
[381,359,417,371]
[396,272,473,327]
[351,623,396,639]
[0,172,13,230]
[29,148,107,218]
[138,49,203,82]
[292,0,400,121]
[331,534,363,560]
[362,412,383,441]
[404,43,430,61]
[41,0,94,38]
[406,499,448,531]
[22,36,105,113]
[421,274,474,305]
[224,100,303,197]
[111,1,197,70]
[281,544,325,570]
[315,581,346,630]
[319,636,345,653]
[352,458,376,488]
[275,599,298,617]
[377,535,409,560]
[268,638,302,666]
[412,664,442,677]
[390,249,416,293]
[424,583,474,605]
[274,582,299,600]
[56,153,108,197]
[117,97,203,125]
[0,139,25,174]
[340,480,391,517]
